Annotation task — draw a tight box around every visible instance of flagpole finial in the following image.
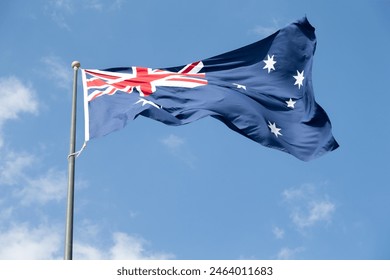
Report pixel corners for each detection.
[71,61,81,69]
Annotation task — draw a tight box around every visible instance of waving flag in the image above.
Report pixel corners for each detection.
[81,17,338,161]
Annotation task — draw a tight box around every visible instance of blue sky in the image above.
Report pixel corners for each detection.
[0,0,389,260]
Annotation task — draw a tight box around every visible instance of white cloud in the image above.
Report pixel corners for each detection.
[161,134,196,168]
[73,224,174,260]
[251,19,281,37]
[73,220,175,260]
[110,0,124,10]
[161,134,185,150]
[83,0,125,11]
[0,151,35,185]
[282,183,315,201]
[291,201,335,229]
[0,154,67,259]
[252,26,278,37]
[73,243,104,259]
[77,220,101,240]
[41,55,72,89]
[0,148,67,206]
[0,220,173,260]
[16,168,67,206]
[74,231,174,260]
[272,226,285,239]
[45,0,124,29]
[276,247,304,260]
[44,0,74,30]
[0,223,62,259]
[50,0,73,12]
[84,0,103,10]
[109,232,173,260]
[0,76,38,148]
[282,183,336,229]
[0,77,38,121]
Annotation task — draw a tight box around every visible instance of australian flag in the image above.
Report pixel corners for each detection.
[81,17,338,161]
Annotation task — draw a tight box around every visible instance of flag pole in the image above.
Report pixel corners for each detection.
[64,61,80,260]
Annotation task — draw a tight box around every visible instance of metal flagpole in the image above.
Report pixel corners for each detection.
[64,61,80,260]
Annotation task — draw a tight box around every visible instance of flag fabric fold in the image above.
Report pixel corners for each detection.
[81,17,338,161]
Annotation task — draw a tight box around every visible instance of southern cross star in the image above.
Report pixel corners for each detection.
[268,121,282,137]
[135,98,161,109]
[293,70,304,89]
[233,83,247,90]
[286,98,296,108]
[263,54,276,73]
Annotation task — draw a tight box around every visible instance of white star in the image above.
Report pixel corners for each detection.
[135,98,161,109]
[268,121,282,137]
[263,54,277,73]
[293,70,305,89]
[286,98,296,108]
[233,83,247,90]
